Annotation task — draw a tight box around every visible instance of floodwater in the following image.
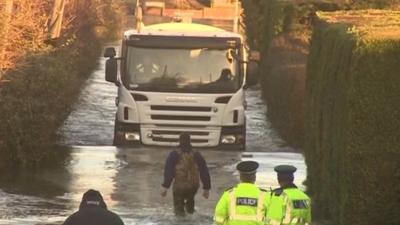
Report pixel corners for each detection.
[0,45,306,225]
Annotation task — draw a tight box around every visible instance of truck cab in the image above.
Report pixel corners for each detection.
[105,22,249,149]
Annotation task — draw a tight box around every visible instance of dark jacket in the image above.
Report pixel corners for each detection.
[162,148,211,190]
[63,190,124,225]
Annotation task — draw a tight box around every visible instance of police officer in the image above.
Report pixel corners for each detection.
[62,189,124,225]
[265,165,311,225]
[214,161,268,225]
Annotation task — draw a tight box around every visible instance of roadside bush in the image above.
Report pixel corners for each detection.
[0,39,100,168]
[304,10,400,225]
[241,0,284,52]
[261,33,310,149]
[240,0,341,53]
[240,0,399,153]
[0,0,131,169]
[0,0,129,71]
[0,0,51,70]
[241,0,312,150]
[349,0,400,9]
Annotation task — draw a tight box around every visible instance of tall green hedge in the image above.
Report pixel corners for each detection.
[305,11,400,225]
[240,0,341,53]
[261,34,309,149]
[241,0,284,52]
[349,0,400,9]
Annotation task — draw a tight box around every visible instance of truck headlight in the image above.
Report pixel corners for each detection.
[125,132,140,141]
[221,135,236,144]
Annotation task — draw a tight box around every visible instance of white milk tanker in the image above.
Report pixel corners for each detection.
[104,22,258,150]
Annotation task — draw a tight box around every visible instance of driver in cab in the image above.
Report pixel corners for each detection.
[217,68,234,82]
[136,55,160,74]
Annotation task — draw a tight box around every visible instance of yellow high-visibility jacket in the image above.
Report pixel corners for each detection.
[265,186,311,225]
[214,183,269,225]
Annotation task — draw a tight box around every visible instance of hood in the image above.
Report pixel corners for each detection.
[79,189,107,210]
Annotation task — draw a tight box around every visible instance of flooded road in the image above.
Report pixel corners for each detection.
[0,47,305,225]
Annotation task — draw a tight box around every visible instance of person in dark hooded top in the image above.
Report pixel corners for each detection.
[161,133,211,216]
[63,189,124,225]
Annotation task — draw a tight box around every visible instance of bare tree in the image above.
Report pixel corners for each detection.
[49,0,66,39]
[0,0,14,71]
[3,0,13,36]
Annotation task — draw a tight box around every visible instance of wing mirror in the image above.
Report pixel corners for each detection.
[104,47,116,58]
[104,47,118,83]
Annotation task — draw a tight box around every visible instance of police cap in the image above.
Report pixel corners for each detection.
[274,165,297,175]
[236,161,259,174]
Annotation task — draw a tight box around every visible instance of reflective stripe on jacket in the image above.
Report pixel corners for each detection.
[214,183,268,225]
[266,187,311,225]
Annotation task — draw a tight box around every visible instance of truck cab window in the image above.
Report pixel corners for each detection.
[126,47,240,93]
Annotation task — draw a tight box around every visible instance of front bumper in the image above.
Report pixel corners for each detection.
[114,122,245,148]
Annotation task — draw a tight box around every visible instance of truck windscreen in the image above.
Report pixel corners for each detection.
[125,47,240,93]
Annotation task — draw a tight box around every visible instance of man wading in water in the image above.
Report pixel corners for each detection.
[161,133,211,216]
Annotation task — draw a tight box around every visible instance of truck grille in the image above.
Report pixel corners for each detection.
[152,130,209,136]
[152,137,209,143]
[151,115,211,121]
[155,124,206,128]
[149,129,211,144]
[141,103,220,146]
[151,105,211,112]
[140,126,221,147]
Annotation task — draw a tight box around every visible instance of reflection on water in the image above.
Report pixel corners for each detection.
[0,152,71,225]
[122,212,213,225]
[65,146,121,209]
[0,146,120,225]
[243,152,306,190]
[0,146,306,225]
[245,86,292,151]
[59,43,120,146]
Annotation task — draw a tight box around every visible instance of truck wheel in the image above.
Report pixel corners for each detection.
[233,126,246,151]
[231,142,245,151]
[239,123,247,151]
[237,137,246,151]
[113,117,124,146]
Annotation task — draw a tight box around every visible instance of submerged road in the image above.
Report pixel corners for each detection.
[0,44,305,225]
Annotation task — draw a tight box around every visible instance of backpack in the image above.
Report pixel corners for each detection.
[173,150,200,191]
